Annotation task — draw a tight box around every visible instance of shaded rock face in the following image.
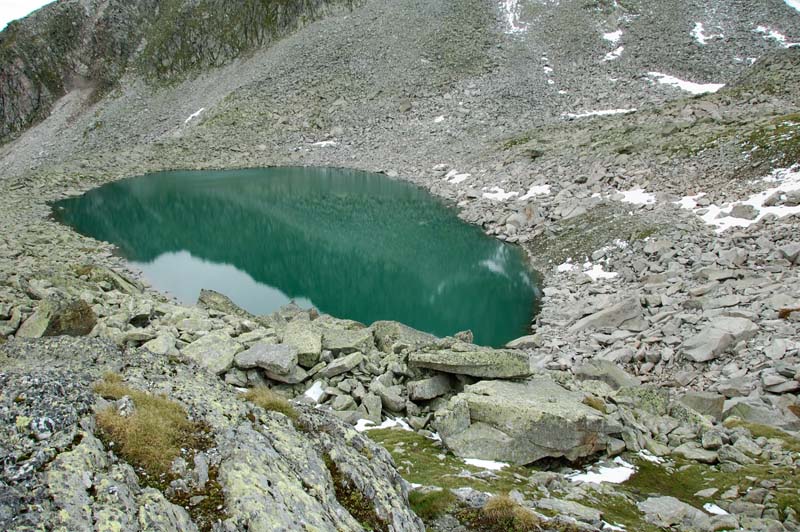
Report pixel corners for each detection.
[0,336,424,531]
[434,379,620,465]
[16,298,96,338]
[408,345,531,378]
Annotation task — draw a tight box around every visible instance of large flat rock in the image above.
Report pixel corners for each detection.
[435,379,620,464]
[408,348,530,378]
[182,331,243,375]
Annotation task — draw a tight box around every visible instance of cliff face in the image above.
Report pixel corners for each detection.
[0,0,357,142]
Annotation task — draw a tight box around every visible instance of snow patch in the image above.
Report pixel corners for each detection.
[483,186,519,201]
[569,457,636,484]
[603,29,623,44]
[704,503,729,516]
[184,108,205,124]
[354,417,413,432]
[557,260,575,273]
[637,450,665,463]
[648,72,724,95]
[464,458,509,471]
[603,523,627,531]
[784,0,800,12]
[304,381,325,403]
[311,140,338,147]
[691,22,723,45]
[564,108,636,119]
[518,184,551,200]
[582,262,619,281]
[434,115,446,123]
[500,0,528,34]
[603,46,624,61]
[754,25,799,48]
[444,169,471,184]
[616,188,657,205]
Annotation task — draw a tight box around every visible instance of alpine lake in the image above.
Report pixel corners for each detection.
[54,167,540,346]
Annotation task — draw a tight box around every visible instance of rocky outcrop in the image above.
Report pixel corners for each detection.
[408,345,531,378]
[0,336,424,531]
[434,379,620,465]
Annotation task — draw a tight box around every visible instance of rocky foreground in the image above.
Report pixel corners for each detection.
[1,0,800,530]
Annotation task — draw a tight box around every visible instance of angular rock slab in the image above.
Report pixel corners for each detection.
[637,496,711,530]
[409,348,530,378]
[282,320,322,367]
[16,298,97,338]
[436,379,620,465]
[182,331,242,375]
[682,316,758,362]
[371,320,437,353]
[569,296,644,332]
[235,343,298,375]
[322,328,374,354]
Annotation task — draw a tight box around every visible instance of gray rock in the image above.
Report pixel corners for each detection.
[182,331,243,375]
[407,374,453,401]
[438,379,619,465]
[16,298,97,338]
[372,382,406,412]
[672,443,718,464]
[322,328,374,353]
[235,343,298,375]
[683,317,758,362]
[264,365,308,384]
[319,351,363,378]
[778,242,800,264]
[637,496,711,530]
[408,348,530,378]
[679,392,725,421]
[371,321,437,353]
[569,296,644,332]
[331,394,356,411]
[282,321,322,367]
[505,334,542,349]
[729,204,758,220]
[142,333,177,356]
[574,360,639,390]
[536,498,603,524]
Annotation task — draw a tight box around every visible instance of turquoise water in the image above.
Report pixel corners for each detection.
[54,167,540,346]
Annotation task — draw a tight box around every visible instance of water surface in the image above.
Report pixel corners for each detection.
[54,168,539,346]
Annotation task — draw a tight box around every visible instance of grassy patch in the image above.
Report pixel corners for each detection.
[458,494,580,532]
[242,386,298,421]
[93,374,222,531]
[741,113,800,170]
[723,419,800,453]
[324,454,389,531]
[408,489,457,521]
[366,428,532,494]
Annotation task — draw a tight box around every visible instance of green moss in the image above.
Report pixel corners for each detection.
[408,490,457,521]
[366,428,533,495]
[722,419,800,453]
[741,113,800,170]
[324,454,389,531]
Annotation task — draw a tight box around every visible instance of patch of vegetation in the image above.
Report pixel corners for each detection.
[501,133,534,150]
[242,386,298,421]
[741,113,800,170]
[324,454,389,531]
[408,489,458,521]
[366,428,532,494]
[458,494,581,532]
[723,419,800,453]
[93,373,223,531]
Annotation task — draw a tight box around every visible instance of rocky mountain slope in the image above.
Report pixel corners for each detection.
[1,0,800,530]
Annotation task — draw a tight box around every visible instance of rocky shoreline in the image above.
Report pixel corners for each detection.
[1,0,800,530]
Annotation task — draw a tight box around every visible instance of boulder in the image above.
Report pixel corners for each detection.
[142,333,178,356]
[435,379,619,464]
[505,334,542,349]
[569,296,644,332]
[407,374,453,401]
[679,391,725,421]
[319,351,363,378]
[683,317,758,362]
[637,496,711,530]
[371,321,436,353]
[574,360,639,390]
[235,343,298,376]
[182,331,242,375]
[17,298,97,338]
[282,321,322,367]
[198,289,255,319]
[409,348,530,379]
[322,328,374,354]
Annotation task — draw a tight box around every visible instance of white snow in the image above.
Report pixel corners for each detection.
[483,186,519,201]
[703,503,729,516]
[464,458,509,471]
[603,46,625,62]
[603,523,627,531]
[754,26,799,48]
[354,417,413,432]
[691,22,723,44]
[543,65,554,74]
[500,0,528,34]
[434,115,446,123]
[557,260,575,273]
[311,140,338,147]
[603,29,623,44]
[582,263,619,281]
[674,193,706,210]
[184,108,205,124]
[679,166,800,233]
[569,457,636,484]
[648,72,725,95]
[616,188,657,205]
[444,169,471,184]
[304,381,325,403]
[564,109,636,119]
[518,184,551,200]
[784,0,800,12]
[637,450,665,464]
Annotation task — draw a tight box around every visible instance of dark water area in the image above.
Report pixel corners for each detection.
[54,167,540,346]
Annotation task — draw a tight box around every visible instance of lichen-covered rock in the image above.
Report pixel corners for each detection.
[16,298,97,338]
[182,331,242,375]
[371,320,437,354]
[322,328,374,354]
[282,320,322,367]
[409,347,530,378]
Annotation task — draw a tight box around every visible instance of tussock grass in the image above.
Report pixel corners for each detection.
[242,386,298,420]
[93,373,202,478]
[409,489,457,521]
